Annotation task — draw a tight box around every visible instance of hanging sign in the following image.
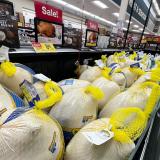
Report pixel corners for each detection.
[86,20,98,32]
[112,0,148,25]
[34,1,63,23]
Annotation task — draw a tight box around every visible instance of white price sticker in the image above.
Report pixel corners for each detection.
[82,129,114,145]
[34,74,51,82]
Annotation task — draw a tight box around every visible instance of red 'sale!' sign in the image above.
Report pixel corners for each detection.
[34,1,63,23]
[86,20,98,31]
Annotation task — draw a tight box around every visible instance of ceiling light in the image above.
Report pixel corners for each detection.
[139,28,143,31]
[123,27,127,31]
[92,1,108,9]
[126,20,132,24]
[133,24,139,28]
[52,0,116,26]
[132,29,140,33]
[113,13,119,17]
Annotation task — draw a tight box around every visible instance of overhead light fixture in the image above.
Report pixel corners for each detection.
[123,27,127,31]
[126,20,132,24]
[153,0,160,16]
[92,1,108,9]
[132,29,140,33]
[113,13,119,17]
[52,0,116,26]
[133,24,139,28]
[139,28,143,31]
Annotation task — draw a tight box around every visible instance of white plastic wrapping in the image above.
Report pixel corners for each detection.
[58,79,91,93]
[99,85,151,118]
[0,108,64,160]
[49,89,98,131]
[79,66,102,82]
[0,66,33,97]
[92,77,120,110]
[64,118,135,160]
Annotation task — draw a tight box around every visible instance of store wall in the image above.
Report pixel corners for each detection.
[11,0,34,12]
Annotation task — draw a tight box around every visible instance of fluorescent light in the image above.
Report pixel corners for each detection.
[52,0,116,26]
[139,28,143,31]
[92,1,108,9]
[123,27,127,31]
[153,0,160,16]
[126,20,132,24]
[132,29,140,33]
[133,24,139,28]
[113,13,119,17]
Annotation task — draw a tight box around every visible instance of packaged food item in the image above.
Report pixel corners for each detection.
[92,77,120,110]
[100,82,160,118]
[64,107,147,160]
[0,107,64,160]
[0,62,34,97]
[49,85,104,142]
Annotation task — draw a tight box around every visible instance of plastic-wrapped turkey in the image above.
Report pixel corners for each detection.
[49,86,104,141]
[0,84,24,118]
[100,82,160,118]
[92,77,120,110]
[79,66,102,82]
[0,62,34,97]
[64,107,147,160]
[0,107,64,160]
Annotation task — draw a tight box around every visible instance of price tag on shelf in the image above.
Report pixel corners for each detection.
[0,46,9,61]
[32,42,56,53]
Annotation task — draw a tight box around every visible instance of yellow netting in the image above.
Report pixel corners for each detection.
[101,67,111,79]
[110,107,147,143]
[0,61,16,77]
[129,52,137,60]
[141,82,160,118]
[84,85,104,100]
[129,67,145,76]
[150,68,160,82]
[35,81,63,109]
[101,55,107,64]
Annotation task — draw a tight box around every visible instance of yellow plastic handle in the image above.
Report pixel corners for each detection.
[129,67,145,76]
[0,61,16,77]
[110,107,147,143]
[35,81,63,109]
[84,85,104,100]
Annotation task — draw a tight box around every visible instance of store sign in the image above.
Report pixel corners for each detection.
[112,0,148,25]
[86,20,98,31]
[34,1,63,23]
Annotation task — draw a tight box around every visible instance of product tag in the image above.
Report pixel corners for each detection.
[95,60,105,69]
[34,74,51,82]
[59,79,74,86]
[0,45,9,61]
[130,62,140,68]
[82,128,114,145]
[20,80,40,108]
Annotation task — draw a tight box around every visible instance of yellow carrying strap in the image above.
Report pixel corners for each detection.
[35,81,63,109]
[84,85,104,100]
[141,82,160,118]
[150,68,160,82]
[129,67,145,76]
[110,107,147,143]
[101,55,107,64]
[0,61,16,77]
[101,67,112,79]
[129,52,137,60]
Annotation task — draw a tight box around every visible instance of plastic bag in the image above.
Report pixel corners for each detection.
[64,107,147,160]
[0,62,34,97]
[79,66,102,82]
[49,85,104,141]
[100,82,160,118]
[0,107,64,160]
[92,77,120,110]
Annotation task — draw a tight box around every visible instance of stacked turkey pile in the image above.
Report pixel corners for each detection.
[0,50,160,160]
